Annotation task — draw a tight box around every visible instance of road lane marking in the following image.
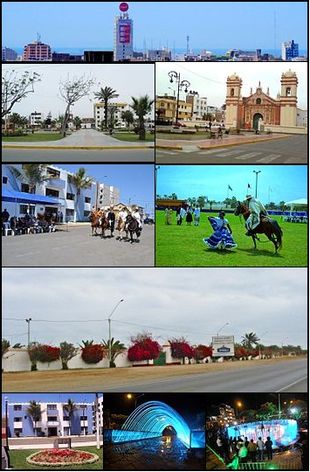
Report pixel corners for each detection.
[276,375,308,392]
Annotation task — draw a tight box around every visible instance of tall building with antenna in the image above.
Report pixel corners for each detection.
[23,34,52,61]
[114,2,133,61]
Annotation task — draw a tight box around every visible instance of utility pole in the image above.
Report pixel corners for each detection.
[253,170,261,198]
[26,318,32,347]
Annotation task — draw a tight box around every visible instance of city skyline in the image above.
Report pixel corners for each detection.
[2,2,307,52]
[156,62,308,109]
[1,393,98,411]
[2,267,307,348]
[2,63,154,117]
[156,165,307,203]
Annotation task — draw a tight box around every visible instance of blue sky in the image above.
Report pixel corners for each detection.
[59,164,154,212]
[156,165,307,203]
[2,2,307,50]
[2,393,99,410]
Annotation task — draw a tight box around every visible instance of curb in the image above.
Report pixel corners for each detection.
[156,145,184,151]
[197,135,290,150]
[2,145,154,151]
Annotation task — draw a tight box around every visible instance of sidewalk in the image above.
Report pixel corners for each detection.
[156,133,289,151]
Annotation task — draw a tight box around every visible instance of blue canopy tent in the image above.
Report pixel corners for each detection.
[2,188,61,206]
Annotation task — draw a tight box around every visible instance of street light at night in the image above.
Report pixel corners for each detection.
[126,393,145,409]
[168,71,190,125]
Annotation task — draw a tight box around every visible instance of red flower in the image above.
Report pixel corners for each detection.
[81,344,105,364]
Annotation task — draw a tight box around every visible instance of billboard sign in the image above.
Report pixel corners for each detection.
[118,20,132,44]
[212,335,235,357]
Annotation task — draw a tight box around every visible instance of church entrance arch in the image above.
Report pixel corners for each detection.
[253,113,263,130]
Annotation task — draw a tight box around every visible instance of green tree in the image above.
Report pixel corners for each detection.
[2,339,10,358]
[10,164,53,194]
[63,399,77,435]
[256,402,278,420]
[197,196,207,208]
[79,340,94,348]
[121,110,134,129]
[130,95,154,140]
[68,168,93,222]
[2,70,41,119]
[9,112,27,131]
[60,342,77,370]
[102,337,126,368]
[26,401,42,436]
[94,86,119,130]
[170,193,178,200]
[107,105,119,131]
[241,332,260,350]
[73,116,82,130]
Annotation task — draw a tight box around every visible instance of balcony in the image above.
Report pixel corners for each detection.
[46,178,66,190]
[47,421,60,426]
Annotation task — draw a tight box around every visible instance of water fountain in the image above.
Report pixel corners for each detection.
[227,419,298,448]
[111,400,203,448]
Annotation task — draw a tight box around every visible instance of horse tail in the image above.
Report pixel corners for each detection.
[272,220,283,250]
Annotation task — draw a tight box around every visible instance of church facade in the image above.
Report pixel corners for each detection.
[225,70,300,131]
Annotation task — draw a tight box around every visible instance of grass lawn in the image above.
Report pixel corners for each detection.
[9,446,103,470]
[2,133,63,142]
[156,211,308,267]
[111,132,154,142]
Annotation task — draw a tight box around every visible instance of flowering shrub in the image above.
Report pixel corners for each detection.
[128,335,160,362]
[28,344,60,369]
[26,448,99,466]
[81,344,105,364]
[169,338,194,363]
[194,344,213,361]
[234,346,249,359]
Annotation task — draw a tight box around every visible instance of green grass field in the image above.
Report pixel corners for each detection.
[2,133,63,142]
[156,211,308,267]
[9,446,103,470]
[111,131,154,142]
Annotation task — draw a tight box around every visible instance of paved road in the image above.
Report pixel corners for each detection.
[2,148,154,163]
[2,224,154,267]
[156,135,307,164]
[3,128,153,147]
[103,358,307,392]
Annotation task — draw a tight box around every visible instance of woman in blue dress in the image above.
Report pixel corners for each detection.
[203,211,237,250]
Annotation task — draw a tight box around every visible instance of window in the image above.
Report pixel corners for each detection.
[66,209,74,216]
[63,416,70,421]
[85,197,91,203]
[14,405,22,411]
[47,404,57,410]
[21,183,31,193]
[84,211,90,217]
[256,98,261,105]
[20,205,35,215]
[3,176,8,184]
[46,168,60,178]
[286,87,291,97]
[230,88,234,97]
[14,429,23,436]
[80,416,88,421]
[47,416,57,422]
[66,192,75,200]
[14,417,22,422]
[46,188,59,198]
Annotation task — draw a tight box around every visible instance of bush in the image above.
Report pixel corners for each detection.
[81,344,105,364]
[28,344,60,367]
[194,344,213,361]
[127,334,161,362]
[169,338,195,363]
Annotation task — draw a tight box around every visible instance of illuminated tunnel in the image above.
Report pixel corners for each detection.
[112,400,203,448]
[226,419,298,448]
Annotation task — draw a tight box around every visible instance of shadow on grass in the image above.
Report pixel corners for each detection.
[237,247,284,258]
[203,248,238,256]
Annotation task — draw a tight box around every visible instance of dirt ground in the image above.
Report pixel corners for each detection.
[2,356,304,392]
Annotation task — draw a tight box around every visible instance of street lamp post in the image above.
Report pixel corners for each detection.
[5,396,9,448]
[168,71,190,125]
[217,322,229,336]
[108,299,124,367]
[26,317,32,347]
[258,331,268,359]
[253,170,261,198]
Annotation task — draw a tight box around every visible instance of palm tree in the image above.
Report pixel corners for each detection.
[9,164,53,194]
[241,332,260,350]
[102,337,126,368]
[121,110,134,130]
[79,340,94,348]
[130,95,154,140]
[68,168,93,222]
[2,339,10,358]
[63,399,77,435]
[27,401,41,436]
[94,86,119,130]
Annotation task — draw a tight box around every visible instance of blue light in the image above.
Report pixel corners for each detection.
[111,401,203,448]
[227,419,298,448]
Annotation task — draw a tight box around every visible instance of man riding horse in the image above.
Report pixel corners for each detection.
[244,194,269,236]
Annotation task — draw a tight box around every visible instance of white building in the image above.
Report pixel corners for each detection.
[281,40,299,61]
[114,4,133,61]
[29,111,43,127]
[94,102,128,129]
[297,108,307,128]
[2,47,18,61]
[97,183,120,208]
[186,94,208,120]
[2,164,98,222]
[147,49,171,61]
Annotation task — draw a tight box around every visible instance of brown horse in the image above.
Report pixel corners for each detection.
[90,210,109,237]
[115,215,129,241]
[234,201,283,253]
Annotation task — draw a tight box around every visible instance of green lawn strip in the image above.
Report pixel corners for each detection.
[2,134,64,142]
[110,132,154,142]
[9,446,103,470]
[155,211,307,267]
